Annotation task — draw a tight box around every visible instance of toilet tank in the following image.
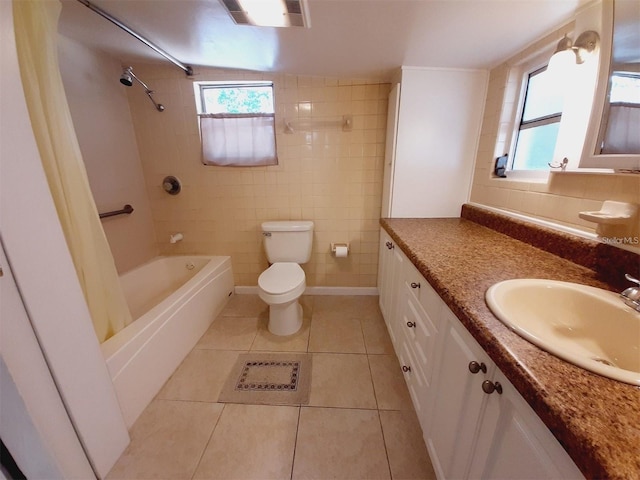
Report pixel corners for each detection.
[261,221,314,264]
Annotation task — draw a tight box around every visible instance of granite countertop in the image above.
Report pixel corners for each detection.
[380,216,640,480]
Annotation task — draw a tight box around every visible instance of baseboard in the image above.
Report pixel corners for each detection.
[234,286,379,296]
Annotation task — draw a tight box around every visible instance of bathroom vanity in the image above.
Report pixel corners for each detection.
[378,206,640,480]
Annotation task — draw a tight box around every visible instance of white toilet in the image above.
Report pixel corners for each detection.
[258,220,314,336]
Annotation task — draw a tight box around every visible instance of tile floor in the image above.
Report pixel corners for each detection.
[107,295,436,480]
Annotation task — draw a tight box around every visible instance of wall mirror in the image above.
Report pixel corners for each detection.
[581,0,640,170]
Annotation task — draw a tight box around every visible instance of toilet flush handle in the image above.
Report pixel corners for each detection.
[262,232,272,237]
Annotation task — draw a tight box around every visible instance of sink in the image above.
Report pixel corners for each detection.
[485,279,640,386]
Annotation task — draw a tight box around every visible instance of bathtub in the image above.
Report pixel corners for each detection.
[101,256,234,428]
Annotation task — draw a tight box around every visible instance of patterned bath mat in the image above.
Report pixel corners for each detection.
[218,353,312,406]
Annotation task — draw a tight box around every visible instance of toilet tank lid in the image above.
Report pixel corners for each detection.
[261,221,314,232]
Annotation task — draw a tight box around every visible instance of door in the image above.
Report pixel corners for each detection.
[0,239,95,478]
[380,83,400,217]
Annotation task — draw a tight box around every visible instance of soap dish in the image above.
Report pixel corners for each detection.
[579,201,637,225]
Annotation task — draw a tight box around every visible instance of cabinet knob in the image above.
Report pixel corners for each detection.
[468,361,487,374]
[406,321,416,328]
[482,380,503,395]
[410,282,421,289]
[386,241,394,250]
[402,365,412,373]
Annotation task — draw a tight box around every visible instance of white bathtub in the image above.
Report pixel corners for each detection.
[101,256,234,427]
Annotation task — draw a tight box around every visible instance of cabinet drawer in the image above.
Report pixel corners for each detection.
[401,288,438,384]
[404,259,445,323]
[398,340,429,419]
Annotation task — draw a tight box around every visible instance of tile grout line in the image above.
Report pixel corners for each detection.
[189,402,227,480]
[289,405,303,480]
[376,408,395,480]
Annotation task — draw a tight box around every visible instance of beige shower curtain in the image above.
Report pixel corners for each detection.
[13,0,131,342]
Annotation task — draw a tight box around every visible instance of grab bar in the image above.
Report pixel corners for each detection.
[99,204,134,219]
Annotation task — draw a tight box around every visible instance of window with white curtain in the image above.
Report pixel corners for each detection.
[195,81,278,166]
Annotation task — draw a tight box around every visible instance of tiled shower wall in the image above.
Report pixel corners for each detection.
[127,65,389,287]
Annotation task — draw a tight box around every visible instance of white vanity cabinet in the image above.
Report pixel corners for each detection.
[426,309,584,480]
[377,228,584,480]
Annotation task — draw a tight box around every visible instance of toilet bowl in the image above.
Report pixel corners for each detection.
[258,262,306,335]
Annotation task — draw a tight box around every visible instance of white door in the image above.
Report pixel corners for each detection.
[380,83,400,217]
[0,240,95,478]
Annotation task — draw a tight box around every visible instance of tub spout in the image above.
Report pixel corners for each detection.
[169,233,183,244]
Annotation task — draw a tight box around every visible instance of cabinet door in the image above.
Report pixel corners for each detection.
[426,309,493,480]
[468,369,584,480]
[386,245,405,348]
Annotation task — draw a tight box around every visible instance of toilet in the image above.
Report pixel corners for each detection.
[258,220,314,336]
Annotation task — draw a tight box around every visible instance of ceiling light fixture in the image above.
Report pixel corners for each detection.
[220,0,309,27]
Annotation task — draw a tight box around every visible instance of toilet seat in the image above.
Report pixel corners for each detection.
[258,262,306,304]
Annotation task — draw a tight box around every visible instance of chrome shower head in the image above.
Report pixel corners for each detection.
[118,66,164,112]
[119,67,133,86]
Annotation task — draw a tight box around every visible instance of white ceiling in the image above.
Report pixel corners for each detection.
[58,0,592,80]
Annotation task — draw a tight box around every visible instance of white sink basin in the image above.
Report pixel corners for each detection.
[486,279,640,386]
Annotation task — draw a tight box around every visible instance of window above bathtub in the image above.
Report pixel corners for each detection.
[194,81,278,167]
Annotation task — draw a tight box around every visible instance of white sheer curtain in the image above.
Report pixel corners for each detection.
[601,104,640,154]
[200,113,278,166]
[13,0,131,342]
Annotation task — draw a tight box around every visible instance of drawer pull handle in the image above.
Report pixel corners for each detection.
[386,241,394,250]
[402,365,412,373]
[468,361,487,374]
[410,282,420,289]
[406,321,416,328]
[482,380,503,395]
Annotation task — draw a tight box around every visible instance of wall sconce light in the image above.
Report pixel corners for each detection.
[550,31,600,66]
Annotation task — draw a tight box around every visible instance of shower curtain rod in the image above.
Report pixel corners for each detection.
[76,0,193,76]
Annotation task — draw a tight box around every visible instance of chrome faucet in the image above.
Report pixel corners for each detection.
[620,274,640,312]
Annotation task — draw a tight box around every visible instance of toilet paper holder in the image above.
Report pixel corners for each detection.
[330,242,350,257]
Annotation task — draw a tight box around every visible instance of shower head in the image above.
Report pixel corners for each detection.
[119,67,133,86]
[119,66,165,112]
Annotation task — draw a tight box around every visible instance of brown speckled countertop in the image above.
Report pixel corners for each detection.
[381,211,640,480]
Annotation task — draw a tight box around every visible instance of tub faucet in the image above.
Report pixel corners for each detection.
[169,233,184,244]
[620,274,640,312]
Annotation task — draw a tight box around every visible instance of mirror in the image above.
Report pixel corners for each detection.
[581,0,640,170]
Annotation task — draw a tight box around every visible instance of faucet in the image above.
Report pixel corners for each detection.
[620,274,640,312]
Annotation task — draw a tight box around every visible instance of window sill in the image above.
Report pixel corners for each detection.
[497,170,549,183]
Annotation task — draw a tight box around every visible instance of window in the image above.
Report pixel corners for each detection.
[510,66,563,171]
[195,81,278,167]
[600,72,640,154]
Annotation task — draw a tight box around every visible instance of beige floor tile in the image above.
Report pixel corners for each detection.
[292,407,391,480]
[196,316,258,350]
[157,349,241,402]
[220,293,268,317]
[379,410,437,480]
[193,404,299,480]
[361,316,395,354]
[308,316,366,353]
[369,354,414,410]
[313,295,381,320]
[251,315,311,352]
[107,399,223,480]
[309,353,377,409]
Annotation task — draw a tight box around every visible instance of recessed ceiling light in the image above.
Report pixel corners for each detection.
[220,0,310,27]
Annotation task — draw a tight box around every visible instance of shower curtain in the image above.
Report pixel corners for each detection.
[13,0,131,342]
